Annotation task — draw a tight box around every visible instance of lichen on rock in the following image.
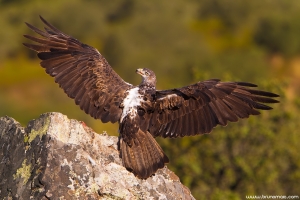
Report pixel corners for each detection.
[0,112,195,200]
[27,115,50,143]
[13,159,32,184]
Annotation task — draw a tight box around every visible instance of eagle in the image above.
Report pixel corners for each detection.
[24,16,279,179]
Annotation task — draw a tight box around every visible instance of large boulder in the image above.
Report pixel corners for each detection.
[0,112,195,200]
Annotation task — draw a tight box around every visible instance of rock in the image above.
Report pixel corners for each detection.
[0,112,195,200]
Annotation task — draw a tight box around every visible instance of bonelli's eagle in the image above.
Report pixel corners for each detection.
[24,16,279,179]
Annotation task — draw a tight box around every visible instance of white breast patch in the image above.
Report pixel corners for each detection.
[120,87,144,122]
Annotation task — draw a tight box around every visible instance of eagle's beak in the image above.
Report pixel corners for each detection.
[136,68,145,76]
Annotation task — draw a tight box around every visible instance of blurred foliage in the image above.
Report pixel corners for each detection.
[0,0,299,199]
[158,81,300,199]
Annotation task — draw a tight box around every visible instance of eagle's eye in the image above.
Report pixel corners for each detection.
[145,71,150,76]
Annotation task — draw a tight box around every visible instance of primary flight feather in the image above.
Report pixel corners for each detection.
[24,16,279,179]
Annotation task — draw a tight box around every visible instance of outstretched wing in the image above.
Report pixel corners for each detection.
[148,79,279,138]
[23,16,132,123]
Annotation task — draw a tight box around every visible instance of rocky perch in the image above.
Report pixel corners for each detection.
[0,112,195,200]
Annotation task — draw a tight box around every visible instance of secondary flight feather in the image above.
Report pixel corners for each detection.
[24,16,279,179]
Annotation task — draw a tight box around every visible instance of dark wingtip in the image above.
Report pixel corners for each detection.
[24,22,32,28]
[23,34,31,39]
[269,99,280,103]
[236,82,258,87]
[39,15,46,24]
[23,43,37,52]
[272,93,280,98]
[262,91,280,98]
[253,102,274,110]
[22,43,30,48]
[38,15,62,34]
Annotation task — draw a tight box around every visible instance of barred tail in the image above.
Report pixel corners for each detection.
[119,129,169,179]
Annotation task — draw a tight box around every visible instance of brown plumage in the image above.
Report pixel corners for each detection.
[24,16,279,179]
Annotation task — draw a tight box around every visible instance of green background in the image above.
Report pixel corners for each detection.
[0,0,299,199]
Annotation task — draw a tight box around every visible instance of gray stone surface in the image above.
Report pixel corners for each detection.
[0,112,195,200]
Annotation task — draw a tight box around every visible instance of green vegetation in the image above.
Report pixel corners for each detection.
[1,1,299,199]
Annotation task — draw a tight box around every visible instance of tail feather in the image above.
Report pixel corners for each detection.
[120,129,169,179]
[146,132,169,167]
[131,137,149,178]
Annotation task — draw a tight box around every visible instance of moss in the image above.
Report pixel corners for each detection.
[23,135,28,143]
[13,159,32,184]
[28,117,50,143]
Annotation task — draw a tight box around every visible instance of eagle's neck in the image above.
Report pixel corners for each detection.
[138,83,156,96]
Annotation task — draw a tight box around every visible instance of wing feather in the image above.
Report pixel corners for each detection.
[209,100,226,126]
[24,16,132,123]
[149,80,279,138]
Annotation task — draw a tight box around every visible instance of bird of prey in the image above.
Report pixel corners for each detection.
[23,16,279,179]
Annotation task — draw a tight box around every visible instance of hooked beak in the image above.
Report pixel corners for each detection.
[136,68,145,76]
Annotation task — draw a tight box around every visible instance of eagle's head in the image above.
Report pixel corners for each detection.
[136,68,156,88]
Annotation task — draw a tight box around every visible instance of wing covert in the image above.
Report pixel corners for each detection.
[24,16,132,123]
